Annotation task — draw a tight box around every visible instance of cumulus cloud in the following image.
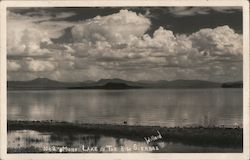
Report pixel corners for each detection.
[68,23,242,81]
[7,16,50,57]
[24,59,56,72]
[190,25,242,57]
[7,11,75,57]
[8,59,57,72]
[7,61,21,72]
[7,8,243,82]
[71,10,151,44]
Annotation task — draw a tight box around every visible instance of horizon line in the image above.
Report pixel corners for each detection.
[7,77,243,84]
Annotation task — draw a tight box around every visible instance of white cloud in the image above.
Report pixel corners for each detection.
[67,24,242,81]
[7,11,74,57]
[24,59,56,72]
[190,25,242,57]
[7,61,21,71]
[7,9,243,82]
[8,59,57,72]
[7,17,50,57]
[132,27,177,54]
[71,9,151,44]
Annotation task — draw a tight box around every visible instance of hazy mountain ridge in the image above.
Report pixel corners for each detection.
[7,78,243,90]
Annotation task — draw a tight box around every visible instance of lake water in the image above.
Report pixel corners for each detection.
[7,88,243,153]
[8,88,242,127]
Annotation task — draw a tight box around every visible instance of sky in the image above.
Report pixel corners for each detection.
[7,7,243,82]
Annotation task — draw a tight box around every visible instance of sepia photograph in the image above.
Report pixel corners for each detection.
[0,0,249,160]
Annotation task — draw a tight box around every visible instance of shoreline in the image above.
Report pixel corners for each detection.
[8,120,243,149]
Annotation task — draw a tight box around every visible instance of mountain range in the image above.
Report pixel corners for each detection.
[7,78,243,90]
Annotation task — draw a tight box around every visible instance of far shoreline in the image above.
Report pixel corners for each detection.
[7,78,243,90]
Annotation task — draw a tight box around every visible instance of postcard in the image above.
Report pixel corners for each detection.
[0,0,249,159]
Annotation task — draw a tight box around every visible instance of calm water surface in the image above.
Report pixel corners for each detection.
[7,89,243,153]
[8,88,242,127]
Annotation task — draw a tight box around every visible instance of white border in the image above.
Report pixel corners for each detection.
[0,0,249,160]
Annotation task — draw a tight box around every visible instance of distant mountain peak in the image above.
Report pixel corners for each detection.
[31,77,51,81]
[30,78,56,82]
[97,78,129,83]
[98,78,124,81]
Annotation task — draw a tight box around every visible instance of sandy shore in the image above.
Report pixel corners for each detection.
[8,120,243,149]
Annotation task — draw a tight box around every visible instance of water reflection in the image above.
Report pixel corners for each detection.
[8,130,242,153]
[8,89,243,127]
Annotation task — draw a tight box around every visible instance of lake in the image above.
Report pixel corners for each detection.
[7,88,243,153]
[8,88,243,127]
